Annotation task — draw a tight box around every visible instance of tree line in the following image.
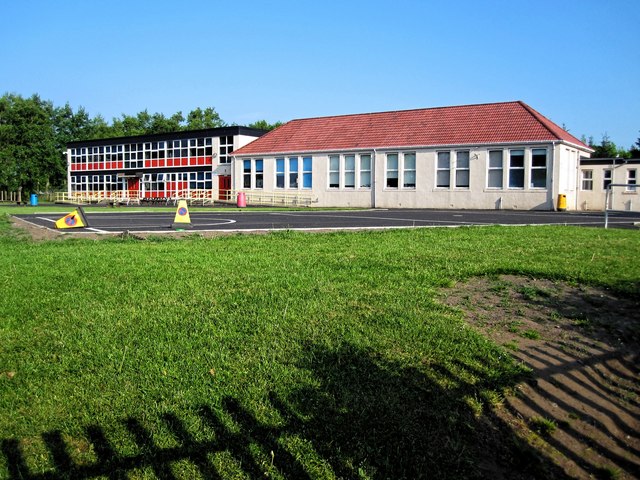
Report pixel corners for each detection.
[0,92,637,195]
[0,92,282,194]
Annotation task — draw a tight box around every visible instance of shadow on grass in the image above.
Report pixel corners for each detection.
[1,342,566,479]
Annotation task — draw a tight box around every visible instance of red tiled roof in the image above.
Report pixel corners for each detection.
[233,101,590,156]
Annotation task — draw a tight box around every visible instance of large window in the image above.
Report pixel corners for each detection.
[488,150,503,188]
[276,158,285,188]
[404,153,416,188]
[242,159,264,189]
[219,136,234,164]
[360,154,372,188]
[603,169,612,190]
[329,155,340,188]
[386,154,399,188]
[581,170,593,191]
[530,149,547,188]
[509,150,525,188]
[344,155,356,188]
[302,157,312,189]
[243,160,252,188]
[275,156,312,189]
[329,153,372,189]
[289,157,299,188]
[436,152,451,188]
[627,169,637,192]
[455,151,470,188]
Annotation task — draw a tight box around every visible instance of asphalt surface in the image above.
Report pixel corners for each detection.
[12,209,640,234]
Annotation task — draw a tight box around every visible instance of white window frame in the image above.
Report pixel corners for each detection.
[275,156,312,190]
[487,150,504,189]
[603,169,612,190]
[403,152,416,189]
[626,169,637,192]
[436,151,450,188]
[581,169,593,191]
[530,148,548,189]
[328,153,372,190]
[508,149,525,189]
[455,151,470,189]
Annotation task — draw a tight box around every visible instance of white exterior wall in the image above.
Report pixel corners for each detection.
[578,161,639,211]
[235,142,595,210]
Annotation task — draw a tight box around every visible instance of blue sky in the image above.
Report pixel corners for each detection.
[1,0,638,148]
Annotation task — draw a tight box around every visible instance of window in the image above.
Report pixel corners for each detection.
[329,155,340,188]
[509,150,525,188]
[243,160,252,188]
[386,154,399,188]
[302,157,312,189]
[242,159,264,189]
[488,150,503,188]
[276,156,312,189]
[530,149,547,188]
[276,158,285,188]
[455,151,470,188]
[256,159,264,189]
[627,169,637,192]
[603,169,612,190]
[289,157,299,188]
[360,154,371,188]
[219,136,234,164]
[404,153,416,188]
[436,152,450,188]
[344,155,356,188]
[329,153,371,189]
[581,170,593,191]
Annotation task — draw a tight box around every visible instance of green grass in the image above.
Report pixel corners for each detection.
[1,211,638,479]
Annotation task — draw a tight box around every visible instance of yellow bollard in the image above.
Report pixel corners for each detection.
[557,194,567,212]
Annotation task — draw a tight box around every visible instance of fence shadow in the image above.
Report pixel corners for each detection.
[1,341,572,479]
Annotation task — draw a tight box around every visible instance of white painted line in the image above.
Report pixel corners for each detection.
[37,217,56,223]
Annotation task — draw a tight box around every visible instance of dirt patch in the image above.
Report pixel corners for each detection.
[442,275,640,479]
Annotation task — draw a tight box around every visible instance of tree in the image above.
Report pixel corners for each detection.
[0,93,64,194]
[629,133,640,158]
[590,133,622,158]
[186,107,226,130]
[247,119,284,131]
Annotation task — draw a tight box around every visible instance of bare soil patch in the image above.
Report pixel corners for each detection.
[442,275,640,479]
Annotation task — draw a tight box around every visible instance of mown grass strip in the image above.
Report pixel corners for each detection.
[1,214,638,478]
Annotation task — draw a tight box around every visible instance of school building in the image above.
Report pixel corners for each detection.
[65,126,266,203]
[231,101,594,210]
[65,101,637,211]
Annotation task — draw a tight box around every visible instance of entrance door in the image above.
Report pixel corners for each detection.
[127,178,140,201]
[219,175,231,200]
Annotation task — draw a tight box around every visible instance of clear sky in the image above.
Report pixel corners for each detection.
[1,0,638,148]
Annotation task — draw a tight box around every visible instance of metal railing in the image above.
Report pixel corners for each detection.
[228,190,316,207]
[53,189,316,208]
[604,183,638,228]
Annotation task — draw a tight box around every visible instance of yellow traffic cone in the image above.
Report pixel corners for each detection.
[55,207,89,229]
[171,200,193,229]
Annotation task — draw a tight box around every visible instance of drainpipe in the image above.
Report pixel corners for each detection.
[372,148,377,208]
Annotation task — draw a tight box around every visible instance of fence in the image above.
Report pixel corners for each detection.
[53,189,316,207]
[0,191,23,203]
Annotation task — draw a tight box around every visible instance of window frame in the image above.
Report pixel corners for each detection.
[436,151,451,188]
[530,148,548,189]
[487,150,504,189]
[508,149,525,189]
[580,169,593,191]
[626,169,637,192]
[455,150,470,189]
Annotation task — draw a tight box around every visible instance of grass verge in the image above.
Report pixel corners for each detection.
[1,213,638,478]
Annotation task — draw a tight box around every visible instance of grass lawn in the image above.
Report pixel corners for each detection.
[0,210,638,479]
